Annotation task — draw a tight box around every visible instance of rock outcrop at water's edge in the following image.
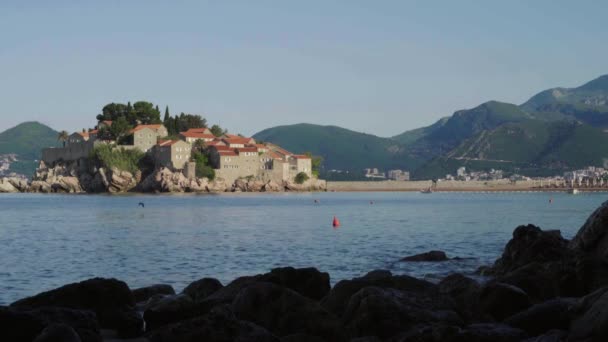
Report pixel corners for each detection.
[16,160,327,194]
[8,202,608,340]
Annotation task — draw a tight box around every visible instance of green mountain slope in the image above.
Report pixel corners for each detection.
[521,74,608,112]
[392,117,449,145]
[253,123,423,172]
[0,122,60,176]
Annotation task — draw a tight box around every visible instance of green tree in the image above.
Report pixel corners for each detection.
[109,117,132,143]
[192,151,215,180]
[295,172,309,184]
[133,101,161,124]
[163,106,170,123]
[305,152,323,177]
[210,124,226,137]
[57,130,69,147]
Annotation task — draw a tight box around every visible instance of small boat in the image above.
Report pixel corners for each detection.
[420,187,433,194]
[568,188,580,195]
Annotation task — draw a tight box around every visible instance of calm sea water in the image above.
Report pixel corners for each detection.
[0,192,606,305]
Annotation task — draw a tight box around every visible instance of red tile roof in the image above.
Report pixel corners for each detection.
[130,124,164,134]
[293,155,311,159]
[218,150,237,156]
[236,147,258,153]
[223,137,255,145]
[205,140,226,146]
[157,139,187,147]
[184,128,212,134]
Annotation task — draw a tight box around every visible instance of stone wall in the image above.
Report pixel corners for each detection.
[326,180,548,191]
[42,141,97,165]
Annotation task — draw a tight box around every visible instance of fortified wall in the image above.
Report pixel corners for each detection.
[326,179,554,192]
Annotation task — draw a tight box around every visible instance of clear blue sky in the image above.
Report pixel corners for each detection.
[1,0,607,137]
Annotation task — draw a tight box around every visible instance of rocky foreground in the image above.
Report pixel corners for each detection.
[5,202,608,342]
[0,160,326,194]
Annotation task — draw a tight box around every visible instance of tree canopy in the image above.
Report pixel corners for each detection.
[164,113,208,135]
[96,101,161,126]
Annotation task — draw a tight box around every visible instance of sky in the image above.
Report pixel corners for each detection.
[0,1,607,137]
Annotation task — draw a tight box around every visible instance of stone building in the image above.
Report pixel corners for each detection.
[152,140,193,170]
[388,169,410,181]
[180,128,216,144]
[127,124,169,153]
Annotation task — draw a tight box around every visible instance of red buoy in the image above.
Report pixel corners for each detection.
[332,216,341,228]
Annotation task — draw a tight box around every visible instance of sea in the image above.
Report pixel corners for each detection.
[0,191,606,305]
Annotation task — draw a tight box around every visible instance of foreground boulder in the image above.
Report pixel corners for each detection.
[232,282,344,340]
[321,270,437,317]
[182,277,223,302]
[504,297,576,336]
[10,277,142,337]
[569,287,608,341]
[0,306,101,342]
[132,284,176,303]
[259,267,330,300]
[438,273,483,322]
[342,286,461,339]
[479,283,531,321]
[143,294,199,331]
[401,250,449,262]
[33,323,82,342]
[570,199,608,259]
[147,305,279,342]
[492,225,571,275]
[455,323,527,342]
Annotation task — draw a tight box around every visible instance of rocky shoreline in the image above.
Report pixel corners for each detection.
[0,161,326,194]
[4,201,608,341]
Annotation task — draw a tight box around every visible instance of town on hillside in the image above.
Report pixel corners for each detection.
[42,120,314,185]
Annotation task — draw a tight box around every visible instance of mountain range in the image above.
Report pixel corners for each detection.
[1,74,607,180]
[253,74,608,179]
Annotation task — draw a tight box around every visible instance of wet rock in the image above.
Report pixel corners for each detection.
[281,333,327,342]
[259,267,331,301]
[147,305,279,342]
[569,288,608,341]
[342,286,461,340]
[263,180,283,192]
[455,323,527,342]
[200,275,262,308]
[182,278,223,302]
[33,323,82,342]
[232,282,344,340]
[143,294,198,331]
[321,270,437,317]
[387,324,461,342]
[492,225,571,275]
[522,329,568,342]
[401,250,449,262]
[0,177,19,192]
[570,199,608,257]
[503,297,576,336]
[207,178,228,192]
[438,273,483,322]
[29,180,52,193]
[0,306,47,342]
[132,284,176,303]
[10,277,141,337]
[479,283,531,321]
[28,307,101,342]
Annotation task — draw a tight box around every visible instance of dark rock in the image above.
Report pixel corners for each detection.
[438,274,483,322]
[350,337,382,342]
[281,333,327,342]
[401,251,449,262]
[143,294,198,331]
[0,306,47,342]
[342,286,461,340]
[387,324,461,342]
[479,283,531,321]
[28,307,101,342]
[0,306,102,342]
[570,199,608,261]
[492,225,570,275]
[10,277,141,337]
[522,329,568,342]
[494,261,581,301]
[321,270,437,317]
[132,284,175,303]
[33,323,82,342]
[569,288,608,341]
[455,323,527,342]
[147,305,279,342]
[260,267,331,301]
[232,282,345,340]
[200,275,262,308]
[182,277,223,302]
[503,298,576,336]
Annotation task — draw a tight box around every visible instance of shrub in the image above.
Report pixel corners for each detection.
[295,172,309,184]
[193,151,215,180]
[90,144,144,174]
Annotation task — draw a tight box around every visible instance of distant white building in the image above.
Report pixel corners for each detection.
[387,169,410,181]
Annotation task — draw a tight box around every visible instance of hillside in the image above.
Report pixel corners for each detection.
[253,123,423,172]
[521,74,608,112]
[0,122,59,177]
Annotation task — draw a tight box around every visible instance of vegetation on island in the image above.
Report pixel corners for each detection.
[192,151,215,180]
[294,172,309,184]
[90,144,148,175]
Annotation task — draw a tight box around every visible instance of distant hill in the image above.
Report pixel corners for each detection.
[0,122,59,177]
[253,123,424,173]
[255,74,608,179]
